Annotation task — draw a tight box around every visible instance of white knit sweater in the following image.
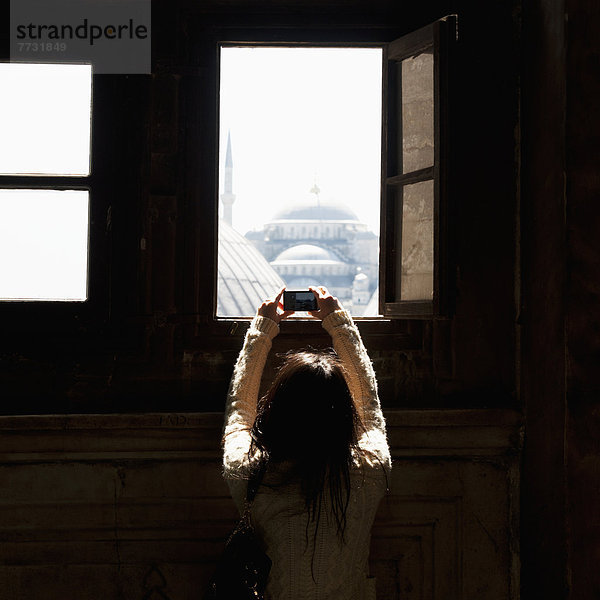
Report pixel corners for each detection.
[223,310,391,600]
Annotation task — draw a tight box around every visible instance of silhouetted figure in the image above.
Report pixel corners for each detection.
[223,286,391,599]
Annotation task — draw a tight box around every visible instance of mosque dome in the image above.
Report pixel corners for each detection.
[273,244,340,264]
[272,202,360,223]
[217,220,285,316]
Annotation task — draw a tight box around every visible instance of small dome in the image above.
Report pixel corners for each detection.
[353,271,369,292]
[272,202,359,222]
[273,244,339,263]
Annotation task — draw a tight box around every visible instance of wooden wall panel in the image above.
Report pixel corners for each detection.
[0,411,521,600]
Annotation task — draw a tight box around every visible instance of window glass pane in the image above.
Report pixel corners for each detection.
[396,179,434,301]
[0,189,88,301]
[402,51,434,173]
[217,47,382,317]
[0,64,92,176]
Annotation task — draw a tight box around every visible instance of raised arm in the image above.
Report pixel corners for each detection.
[222,289,291,475]
[309,287,387,440]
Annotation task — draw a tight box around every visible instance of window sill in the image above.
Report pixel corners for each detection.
[190,315,425,351]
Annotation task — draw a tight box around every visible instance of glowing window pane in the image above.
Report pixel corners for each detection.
[402,51,434,174]
[395,180,434,301]
[0,64,91,176]
[0,189,89,301]
[217,47,382,317]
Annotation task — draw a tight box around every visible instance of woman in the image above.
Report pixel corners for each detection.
[222,286,391,600]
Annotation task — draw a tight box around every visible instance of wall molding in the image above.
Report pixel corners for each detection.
[0,409,522,463]
[0,409,522,599]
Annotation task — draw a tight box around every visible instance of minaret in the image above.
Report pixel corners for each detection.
[310,181,321,209]
[221,131,235,226]
[310,181,323,227]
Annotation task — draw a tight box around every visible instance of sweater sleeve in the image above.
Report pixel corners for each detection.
[222,314,279,476]
[322,309,391,469]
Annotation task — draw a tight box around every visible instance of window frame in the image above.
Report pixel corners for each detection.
[0,66,112,335]
[214,39,386,324]
[186,21,455,348]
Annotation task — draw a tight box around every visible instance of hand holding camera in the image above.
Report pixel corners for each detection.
[257,288,293,324]
[308,286,341,320]
[258,286,342,324]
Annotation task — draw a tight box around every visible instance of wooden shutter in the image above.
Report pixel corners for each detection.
[379,16,456,318]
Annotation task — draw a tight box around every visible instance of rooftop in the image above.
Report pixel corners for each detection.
[271,201,360,223]
[218,220,284,316]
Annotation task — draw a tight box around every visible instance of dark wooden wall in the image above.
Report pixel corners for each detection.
[0,0,598,597]
[0,410,522,599]
[520,0,568,596]
[0,0,519,414]
[563,0,600,598]
[520,0,600,598]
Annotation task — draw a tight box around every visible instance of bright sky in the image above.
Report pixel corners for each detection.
[218,46,382,236]
[0,55,381,301]
[0,189,89,301]
[0,63,91,176]
[0,63,91,300]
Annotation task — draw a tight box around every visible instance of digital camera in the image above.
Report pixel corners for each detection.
[283,290,318,312]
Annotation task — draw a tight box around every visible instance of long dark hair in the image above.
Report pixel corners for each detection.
[249,349,366,541]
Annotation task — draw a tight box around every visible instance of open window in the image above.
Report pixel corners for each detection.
[380,17,456,318]
[216,46,382,318]
[209,18,456,323]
